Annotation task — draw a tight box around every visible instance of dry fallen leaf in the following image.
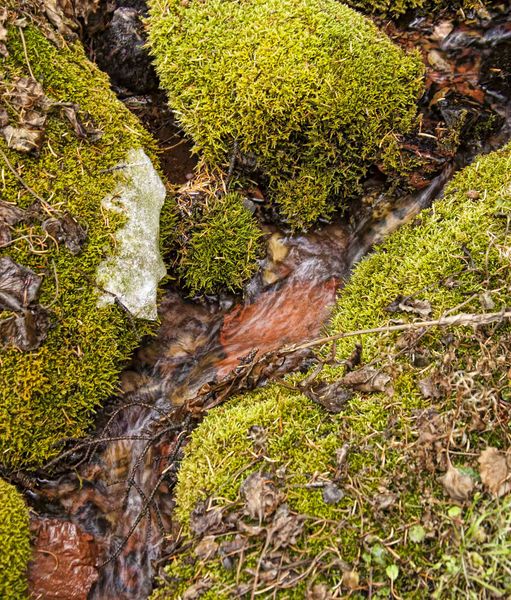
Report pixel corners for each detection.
[266,504,304,550]
[0,256,43,311]
[240,471,281,522]
[0,7,8,57]
[0,306,50,351]
[42,213,87,255]
[194,536,218,562]
[182,578,213,600]
[190,501,224,537]
[439,464,474,502]
[304,380,353,413]
[478,447,511,498]
[339,366,393,395]
[307,583,333,600]
[386,295,432,318]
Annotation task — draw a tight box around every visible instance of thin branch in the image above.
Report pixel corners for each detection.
[281,310,511,355]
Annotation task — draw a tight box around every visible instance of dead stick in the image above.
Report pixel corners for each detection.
[281,310,511,355]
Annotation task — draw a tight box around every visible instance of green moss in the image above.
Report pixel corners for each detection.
[0,479,30,599]
[178,191,262,294]
[154,143,511,597]
[0,25,160,469]
[148,0,423,229]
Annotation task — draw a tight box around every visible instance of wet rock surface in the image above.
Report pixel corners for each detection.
[90,4,157,94]
[29,518,100,600]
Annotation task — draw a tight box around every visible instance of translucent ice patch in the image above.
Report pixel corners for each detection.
[96,148,166,320]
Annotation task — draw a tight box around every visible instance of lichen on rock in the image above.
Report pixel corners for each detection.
[152,142,511,598]
[96,147,167,320]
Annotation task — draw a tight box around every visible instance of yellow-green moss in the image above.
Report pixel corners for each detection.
[178,191,262,294]
[0,479,30,599]
[153,143,511,598]
[148,0,424,229]
[0,26,160,469]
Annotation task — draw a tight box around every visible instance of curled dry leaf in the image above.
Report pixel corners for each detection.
[0,200,25,247]
[0,306,50,351]
[59,104,103,142]
[240,471,281,522]
[439,464,474,502]
[339,366,393,395]
[42,213,87,255]
[1,125,45,154]
[190,501,224,537]
[0,256,42,311]
[194,536,218,562]
[322,482,344,505]
[182,577,213,600]
[0,7,8,57]
[267,504,304,550]
[478,447,511,498]
[418,376,443,399]
[386,295,432,318]
[304,380,353,413]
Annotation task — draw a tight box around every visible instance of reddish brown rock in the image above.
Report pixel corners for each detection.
[29,518,99,600]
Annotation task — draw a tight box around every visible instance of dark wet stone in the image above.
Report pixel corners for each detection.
[92,7,158,93]
[480,41,511,101]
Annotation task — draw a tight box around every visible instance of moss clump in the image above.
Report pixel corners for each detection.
[0,479,30,599]
[177,191,261,294]
[0,24,161,469]
[153,142,511,598]
[148,0,423,229]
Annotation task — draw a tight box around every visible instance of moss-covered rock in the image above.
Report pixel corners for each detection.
[148,0,423,229]
[153,142,511,598]
[177,190,262,294]
[0,479,30,599]
[0,21,166,469]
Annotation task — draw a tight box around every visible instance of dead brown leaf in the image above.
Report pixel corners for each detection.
[59,104,103,142]
[418,376,443,399]
[1,125,45,154]
[386,295,432,318]
[307,583,332,600]
[182,577,213,600]
[42,213,87,255]
[339,366,393,395]
[0,7,8,57]
[240,471,281,522]
[267,504,304,550]
[0,256,43,311]
[0,306,50,351]
[304,380,353,413]
[194,536,218,562]
[439,464,474,502]
[190,501,224,537]
[478,447,511,498]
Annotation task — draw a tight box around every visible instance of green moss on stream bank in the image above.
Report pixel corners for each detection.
[0,24,160,470]
[148,0,424,229]
[153,143,511,598]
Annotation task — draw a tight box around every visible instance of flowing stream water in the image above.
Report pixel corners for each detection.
[22,4,511,599]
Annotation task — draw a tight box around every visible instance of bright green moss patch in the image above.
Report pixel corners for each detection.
[0,25,160,469]
[154,143,511,597]
[148,0,423,229]
[0,479,30,599]
[177,191,261,294]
